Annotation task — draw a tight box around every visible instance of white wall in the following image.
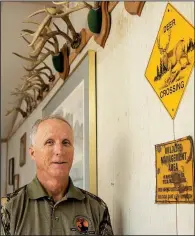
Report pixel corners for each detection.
[6,2,194,235]
[1,142,7,197]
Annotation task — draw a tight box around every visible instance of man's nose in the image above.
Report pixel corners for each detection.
[54,143,63,155]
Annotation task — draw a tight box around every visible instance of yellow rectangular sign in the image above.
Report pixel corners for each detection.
[155,136,194,203]
[145,3,194,119]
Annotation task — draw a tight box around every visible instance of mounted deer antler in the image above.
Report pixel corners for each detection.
[11,90,37,114]
[34,62,55,82]
[13,50,53,71]
[21,23,59,58]
[25,22,72,58]
[27,9,56,47]
[25,67,54,84]
[46,2,93,18]
[25,75,48,90]
[18,78,46,101]
[6,106,27,118]
[27,2,93,50]
[22,61,55,82]
[21,33,52,55]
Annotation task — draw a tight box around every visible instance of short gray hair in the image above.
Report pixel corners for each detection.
[30,115,72,145]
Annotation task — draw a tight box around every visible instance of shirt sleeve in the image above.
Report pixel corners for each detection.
[99,206,114,235]
[1,205,11,236]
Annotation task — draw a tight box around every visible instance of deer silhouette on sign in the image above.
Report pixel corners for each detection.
[157,29,190,85]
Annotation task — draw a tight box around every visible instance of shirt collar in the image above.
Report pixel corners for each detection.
[66,178,85,200]
[27,176,85,201]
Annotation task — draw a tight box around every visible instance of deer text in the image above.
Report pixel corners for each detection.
[164,19,176,33]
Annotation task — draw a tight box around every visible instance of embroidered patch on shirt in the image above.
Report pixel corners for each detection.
[70,215,95,234]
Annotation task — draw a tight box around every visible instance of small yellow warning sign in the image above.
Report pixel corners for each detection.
[155,136,194,203]
[145,3,194,119]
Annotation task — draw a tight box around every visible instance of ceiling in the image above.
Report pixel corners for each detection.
[1,2,54,140]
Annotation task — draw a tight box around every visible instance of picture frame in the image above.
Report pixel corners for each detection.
[13,174,19,191]
[8,157,14,185]
[42,50,97,195]
[20,132,26,167]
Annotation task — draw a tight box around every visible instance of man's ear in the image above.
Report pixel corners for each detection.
[29,146,35,160]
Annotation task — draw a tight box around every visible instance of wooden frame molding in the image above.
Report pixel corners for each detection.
[124,1,145,16]
[69,28,93,65]
[88,50,97,195]
[94,1,111,48]
[59,44,70,81]
[1,138,8,143]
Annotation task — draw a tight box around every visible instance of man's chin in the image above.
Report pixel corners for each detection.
[49,169,69,178]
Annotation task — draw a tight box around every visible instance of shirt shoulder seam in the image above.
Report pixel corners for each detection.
[78,188,107,209]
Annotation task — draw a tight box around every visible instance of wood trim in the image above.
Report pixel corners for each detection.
[6,141,8,194]
[108,1,118,12]
[59,44,70,81]
[69,29,93,65]
[124,1,145,16]
[1,138,7,143]
[88,50,97,195]
[94,1,111,48]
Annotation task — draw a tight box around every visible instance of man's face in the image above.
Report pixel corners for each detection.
[29,119,74,178]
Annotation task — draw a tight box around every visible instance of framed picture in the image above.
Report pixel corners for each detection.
[8,157,14,185]
[20,132,26,167]
[43,50,97,195]
[13,174,19,191]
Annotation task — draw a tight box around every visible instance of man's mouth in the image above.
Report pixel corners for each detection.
[52,162,67,164]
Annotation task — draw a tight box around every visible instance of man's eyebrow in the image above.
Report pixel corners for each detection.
[62,138,71,141]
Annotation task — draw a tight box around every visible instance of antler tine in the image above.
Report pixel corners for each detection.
[30,75,50,92]
[156,34,164,54]
[21,32,53,55]
[62,15,77,38]
[23,51,52,71]
[83,2,93,9]
[52,1,68,5]
[28,23,71,58]
[21,29,35,36]
[28,15,52,47]
[157,36,160,49]
[5,107,17,116]
[36,62,54,80]
[39,71,51,80]
[45,2,92,18]
[41,24,59,54]
[23,20,40,25]
[34,62,51,73]
[12,52,35,62]
[165,29,171,51]
[21,35,31,45]
[52,1,93,9]
[42,62,53,76]
[94,1,100,9]
[27,7,59,46]
[28,36,52,58]
[27,70,41,80]
[28,9,46,18]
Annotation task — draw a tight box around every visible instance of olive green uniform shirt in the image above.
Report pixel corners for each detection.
[1,176,113,235]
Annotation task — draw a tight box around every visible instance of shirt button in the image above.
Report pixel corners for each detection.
[55,216,59,221]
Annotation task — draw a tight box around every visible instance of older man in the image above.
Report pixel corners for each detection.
[1,115,113,235]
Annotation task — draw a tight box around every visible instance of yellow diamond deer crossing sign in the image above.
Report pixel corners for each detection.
[145,3,194,119]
